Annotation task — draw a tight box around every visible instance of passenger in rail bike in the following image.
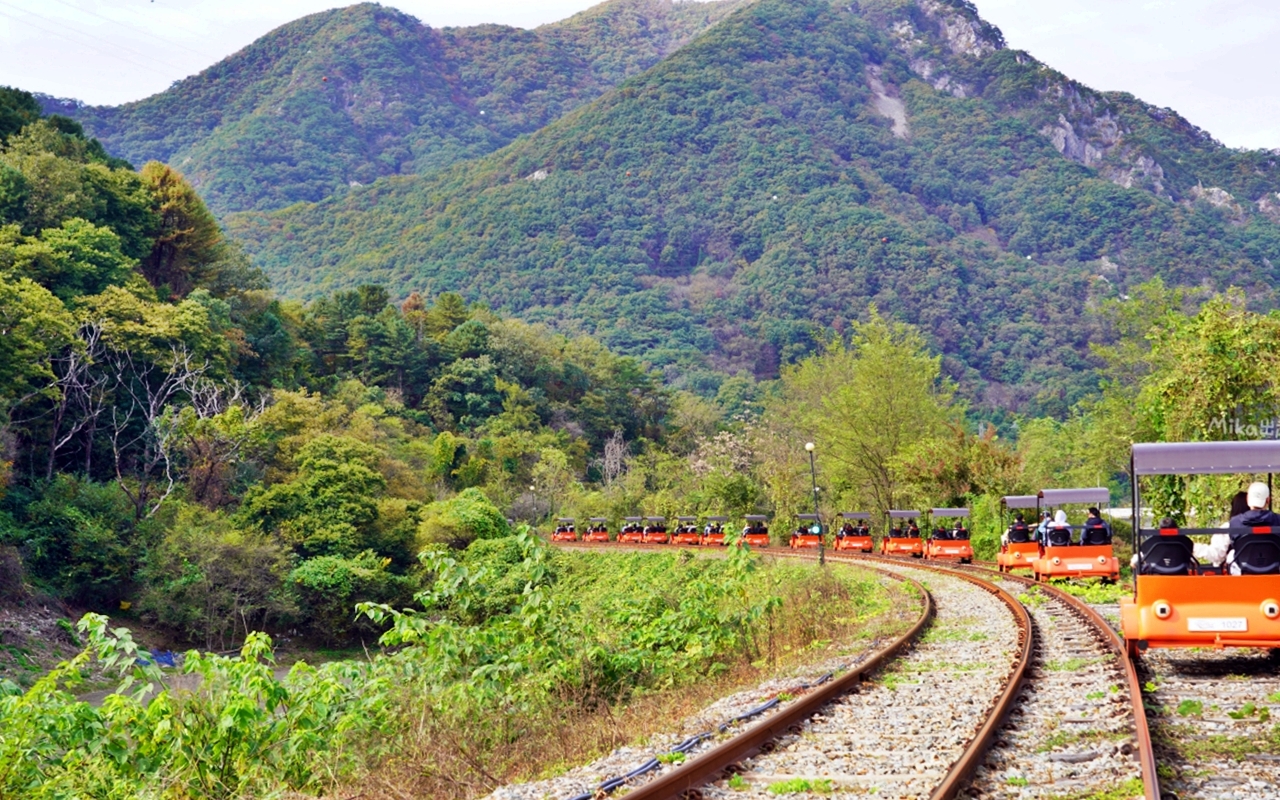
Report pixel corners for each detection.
[1045,510,1073,546]
[952,519,970,540]
[1197,482,1280,575]
[907,520,921,537]
[857,521,870,537]
[1003,514,1032,546]
[932,524,952,541]
[838,521,855,540]
[890,523,905,538]
[1079,508,1112,546]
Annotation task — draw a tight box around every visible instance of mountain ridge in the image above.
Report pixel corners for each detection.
[39,0,751,214]
[221,0,1280,416]
[38,0,1280,418]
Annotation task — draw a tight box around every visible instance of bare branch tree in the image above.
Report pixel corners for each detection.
[602,428,627,487]
[45,322,109,478]
[107,347,210,519]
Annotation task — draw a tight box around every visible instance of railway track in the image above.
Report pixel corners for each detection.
[944,563,1153,799]
[1136,647,1280,799]
[534,545,1066,799]
[690,558,1029,799]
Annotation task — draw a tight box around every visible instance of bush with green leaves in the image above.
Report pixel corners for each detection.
[1,476,141,606]
[138,504,295,650]
[415,486,511,549]
[0,614,394,799]
[288,550,415,643]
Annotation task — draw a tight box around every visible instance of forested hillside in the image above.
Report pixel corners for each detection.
[0,87,680,650]
[39,0,749,214]
[220,0,1280,416]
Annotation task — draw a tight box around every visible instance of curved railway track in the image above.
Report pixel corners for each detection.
[534,543,1164,799]
[543,545,1032,800]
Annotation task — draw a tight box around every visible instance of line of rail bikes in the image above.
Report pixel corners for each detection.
[543,439,1280,800]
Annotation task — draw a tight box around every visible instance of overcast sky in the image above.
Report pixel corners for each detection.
[0,0,1275,150]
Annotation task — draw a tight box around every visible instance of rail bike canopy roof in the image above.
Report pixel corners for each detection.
[1132,440,1280,476]
[931,508,969,518]
[840,512,871,519]
[677,516,697,522]
[624,516,643,522]
[797,513,821,520]
[745,514,769,521]
[706,516,728,522]
[1001,495,1040,509]
[589,517,608,522]
[645,516,665,522]
[888,510,920,519]
[556,517,574,523]
[1038,488,1110,506]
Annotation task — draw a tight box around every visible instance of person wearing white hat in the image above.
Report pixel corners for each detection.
[1199,482,1280,574]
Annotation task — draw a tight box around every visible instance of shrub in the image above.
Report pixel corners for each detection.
[415,487,510,549]
[138,505,294,649]
[288,551,415,643]
[3,476,137,607]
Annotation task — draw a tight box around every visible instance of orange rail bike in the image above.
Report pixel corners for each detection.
[618,516,645,544]
[1031,488,1120,582]
[701,516,729,546]
[642,515,670,544]
[672,516,702,545]
[583,517,611,543]
[998,494,1041,573]
[925,507,974,563]
[881,510,924,557]
[833,511,873,552]
[742,515,771,548]
[1122,441,1280,654]
[790,513,824,549]
[551,517,577,542]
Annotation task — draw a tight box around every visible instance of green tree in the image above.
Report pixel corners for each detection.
[0,274,75,423]
[416,487,511,549]
[771,309,955,519]
[138,162,226,298]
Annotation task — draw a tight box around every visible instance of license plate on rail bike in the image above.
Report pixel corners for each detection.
[1068,563,1093,570]
[1187,617,1248,632]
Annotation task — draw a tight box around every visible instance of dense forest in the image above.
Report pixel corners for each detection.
[0,87,682,649]
[218,0,1280,417]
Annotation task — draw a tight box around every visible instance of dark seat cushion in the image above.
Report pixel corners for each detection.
[1140,534,1195,576]
[1233,535,1280,575]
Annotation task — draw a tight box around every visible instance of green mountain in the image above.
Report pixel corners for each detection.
[40,0,748,214]
[221,0,1280,414]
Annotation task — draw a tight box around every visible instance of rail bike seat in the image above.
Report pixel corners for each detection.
[1007,525,1031,544]
[1080,525,1112,546]
[1139,529,1196,576]
[1045,528,1073,547]
[1232,535,1280,575]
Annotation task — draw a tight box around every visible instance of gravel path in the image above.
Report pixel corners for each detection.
[699,562,1021,799]
[967,579,1143,798]
[483,567,918,800]
[1138,648,1280,800]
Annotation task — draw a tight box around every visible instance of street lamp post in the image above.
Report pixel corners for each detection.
[529,485,537,524]
[805,442,823,566]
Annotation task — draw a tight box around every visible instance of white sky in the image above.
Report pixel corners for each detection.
[0,0,1276,150]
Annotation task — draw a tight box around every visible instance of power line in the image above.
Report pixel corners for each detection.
[0,1,188,80]
[43,0,222,64]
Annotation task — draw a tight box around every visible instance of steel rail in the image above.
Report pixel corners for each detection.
[550,541,1034,800]
[946,559,1161,800]
[614,561,935,800]
[818,552,1035,800]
